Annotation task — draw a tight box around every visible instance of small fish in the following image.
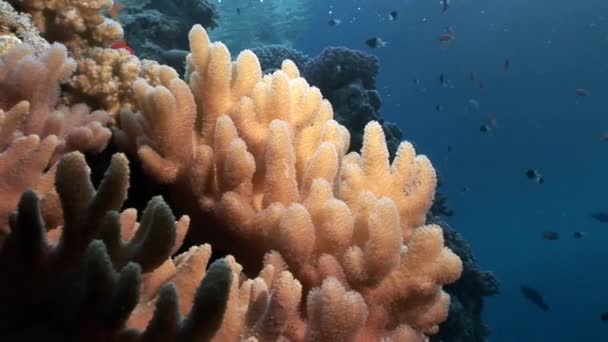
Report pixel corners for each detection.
[480,115,497,133]
[575,88,589,96]
[110,40,135,55]
[328,18,342,26]
[467,98,480,112]
[439,73,447,87]
[601,312,608,322]
[435,104,444,112]
[504,58,511,70]
[600,131,608,141]
[591,211,608,223]
[388,10,398,21]
[521,286,550,312]
[573,231,586,238]
[447,145,453,152]
[542,231,559,240]
[439,27,455,44]
[525,168,544,184]
[107,1,125,23]
[365,37,387,48]
[236,8,241,15]
[440,0,450,13]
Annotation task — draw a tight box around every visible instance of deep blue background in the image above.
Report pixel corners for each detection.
[289,0,608,340]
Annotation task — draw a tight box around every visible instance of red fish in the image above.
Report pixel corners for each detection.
[111,41,135,55]
[438,27,455,48]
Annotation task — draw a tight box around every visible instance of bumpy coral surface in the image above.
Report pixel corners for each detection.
[115,25,463,340]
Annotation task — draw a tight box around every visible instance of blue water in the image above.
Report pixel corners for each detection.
[293,0,608,340]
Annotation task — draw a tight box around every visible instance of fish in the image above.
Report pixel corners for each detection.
[525,168,544,184]
[388,10,398,21]
[521,286,550,312]
[440,0,450,13]
[365,37,387,48]
[467,98,480,112]
[236,8,241,15]
[575,88,590,96]
[600,131,608,141]
[504,58,511,70]
[107,1,125,23]
[110,41,135,55]
[601,312,608,322]
[435,104,444,112]
[480,115,497,133]
[542,231,559,240]
[439,73,446,87]
[591,211,608,223]
[439,27,456,46]
[573,231,586,238]
[328,18,342,26]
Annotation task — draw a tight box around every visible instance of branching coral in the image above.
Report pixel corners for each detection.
[114,24,463,340]
[0,151,233,340]
[0,43,113,242]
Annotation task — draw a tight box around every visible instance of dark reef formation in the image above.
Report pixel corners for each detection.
[429,218,500,342]
[120,0,218,66]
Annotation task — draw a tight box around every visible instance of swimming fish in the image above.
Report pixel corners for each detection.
[525,168,544,184]
[573,231,586,238]
[440,0,450,13]
[575,88,590,96]
[504,58,511,70]
[467,98,480,112]
[542,231,559,240]
[388,10,398,21]
[328,18,342,26]
[601,312,608,322]
[480,115,497,133]
[521,286,550,312]
[435,104,444,112]
[365,37,387,48]
[110,40,135,55]
[591,211,608,223]
[439,27,456,47]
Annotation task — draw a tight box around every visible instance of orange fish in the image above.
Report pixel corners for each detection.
[108,1,125,23]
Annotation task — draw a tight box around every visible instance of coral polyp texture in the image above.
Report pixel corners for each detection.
[115,24,463,340]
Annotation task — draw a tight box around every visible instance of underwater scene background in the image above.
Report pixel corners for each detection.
[0,0,607,340]
[290,0,608,341]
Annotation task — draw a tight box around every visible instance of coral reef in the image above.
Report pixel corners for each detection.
[120,0,218,66]
[0,151,233,341]
[429,219,499,342]
[114,24,462,339]
[0,43,112,242]
[0,0,495,339]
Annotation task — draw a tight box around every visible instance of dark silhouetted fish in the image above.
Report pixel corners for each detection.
[365,37,387,48]
[388,10,398,21]
[573,231,586,238]
[601,312,608,322]
[542,231,559,240]
[521,286,550,311]
[525,168,544,184]
[328,18,341,26]
[591,211,608,223]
